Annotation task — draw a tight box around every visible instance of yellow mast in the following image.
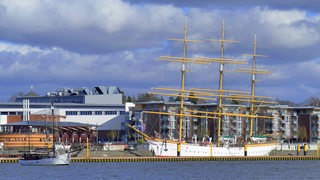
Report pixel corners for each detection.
[177,17,188,157]
[207,19,242,147]
[249,34,257,142]
[155,17,203,156]
[236,33,271,141]
[217,20,225,148]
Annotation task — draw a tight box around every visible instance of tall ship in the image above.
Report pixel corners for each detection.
[128,18,278,157]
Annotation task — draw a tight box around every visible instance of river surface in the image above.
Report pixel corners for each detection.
[1,160,319,180]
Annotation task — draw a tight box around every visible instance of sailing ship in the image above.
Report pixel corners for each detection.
[128,18,278,157]
[19,100,70,165]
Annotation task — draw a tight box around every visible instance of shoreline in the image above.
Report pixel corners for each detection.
[1,149,319,163]
[1,147,318,158]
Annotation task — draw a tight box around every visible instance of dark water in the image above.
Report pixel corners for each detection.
[1,161,319,180]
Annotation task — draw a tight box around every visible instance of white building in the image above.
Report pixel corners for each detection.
[1,86,128,131]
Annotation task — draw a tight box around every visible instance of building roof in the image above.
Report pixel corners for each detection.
[24,90,40,97]
[1,121,95,127]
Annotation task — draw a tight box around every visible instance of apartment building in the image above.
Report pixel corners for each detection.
[127,102,320,144]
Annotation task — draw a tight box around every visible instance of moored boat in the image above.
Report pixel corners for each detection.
[19,100,70,166]
[19,146,70,166]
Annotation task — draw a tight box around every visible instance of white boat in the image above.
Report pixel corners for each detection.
[19,101,70,166]
[19,146,70,166]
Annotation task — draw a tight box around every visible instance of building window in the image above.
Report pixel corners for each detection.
[66,111,78,115]
[80,111,92,115]
[105,111,117,115]
[119,111,125,115]
[95,111,103,115]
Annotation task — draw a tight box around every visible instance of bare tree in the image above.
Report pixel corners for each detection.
[8,92,25,102]
[298,127,308,142]
[307,96,320,107]
[276,98,297,106]
[135,93,162,102]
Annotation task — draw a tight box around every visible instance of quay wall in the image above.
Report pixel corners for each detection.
[1,156,320,164]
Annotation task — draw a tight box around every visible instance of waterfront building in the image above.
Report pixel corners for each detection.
[292,107,320,143]
[1,85,320,149]
[15,86,123,105]
[127,101,276,144]
[0,86,127,149]
[126,101,320,144]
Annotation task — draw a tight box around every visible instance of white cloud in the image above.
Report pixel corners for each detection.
[0,41,44,55]
[0,0,319,103]
[255,7,320,48]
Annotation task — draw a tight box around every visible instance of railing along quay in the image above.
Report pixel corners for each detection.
[2,156,320,164]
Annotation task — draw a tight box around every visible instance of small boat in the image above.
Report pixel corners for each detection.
[19,100,70,166]
[19,146,70,166]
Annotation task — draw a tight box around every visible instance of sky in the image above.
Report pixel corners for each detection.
[0,0,320,103]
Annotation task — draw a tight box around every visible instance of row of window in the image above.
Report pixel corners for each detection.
[66,110,125,116]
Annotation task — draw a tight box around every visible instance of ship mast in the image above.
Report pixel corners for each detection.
[236,33,272,141]
[207,19,242,147]
[177,18,188,157]
[51,99,56,156]
[148,17,217,156]
[217,20,226,147]
[156,17,204,156]
[249,34,258,141]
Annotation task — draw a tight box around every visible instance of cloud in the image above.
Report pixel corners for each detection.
[0,0,319,103]
[124,0,320,12]
[0,0,185,54]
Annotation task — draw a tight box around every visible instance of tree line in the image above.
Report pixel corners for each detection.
[124,93,320,107]
[124,92,200,104]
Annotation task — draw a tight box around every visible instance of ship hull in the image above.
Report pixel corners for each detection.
[147,140,278,157]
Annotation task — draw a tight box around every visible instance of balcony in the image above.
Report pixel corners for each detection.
[230,125,238,131]
[293,126,298,131]
[280,126,286,131]
[222,126,229,131]
[280,119,286,124]
[161,124,170,129]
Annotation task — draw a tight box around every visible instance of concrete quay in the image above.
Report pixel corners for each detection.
[1,149,319,163]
